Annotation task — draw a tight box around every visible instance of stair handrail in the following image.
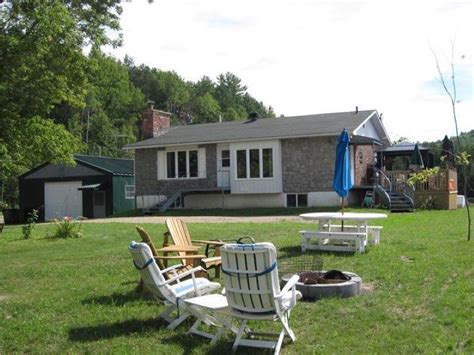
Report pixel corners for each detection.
[396,180,415,209]
[374,184,391,209]
[374,167,392,191]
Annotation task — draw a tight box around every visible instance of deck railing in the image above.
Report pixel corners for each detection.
[382,168,457,193]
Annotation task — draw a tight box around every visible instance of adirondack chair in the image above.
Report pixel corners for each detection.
[135,226,208,292]
[221,242,302,355]
[128,241,221,330]
[164,218,223,277]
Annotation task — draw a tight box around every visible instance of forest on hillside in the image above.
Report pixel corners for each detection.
[0,1,274,203]
[0,2,471,204]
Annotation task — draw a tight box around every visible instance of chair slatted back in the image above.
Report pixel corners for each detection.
[135,226,166,270]
[165,218,193,265]
[129,242,175,301]
[221,243,280,314]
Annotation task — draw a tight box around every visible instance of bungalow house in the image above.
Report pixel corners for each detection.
[124,104,390,210]
[19,155,135,221]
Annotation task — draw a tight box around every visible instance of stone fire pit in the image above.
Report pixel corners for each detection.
[281,270,362,301]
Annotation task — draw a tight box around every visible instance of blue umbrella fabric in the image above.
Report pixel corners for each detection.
[333,129,353,200]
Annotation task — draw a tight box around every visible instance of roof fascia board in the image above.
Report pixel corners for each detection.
[123,132,343,150]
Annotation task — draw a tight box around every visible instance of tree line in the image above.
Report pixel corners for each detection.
[0,1,274,205]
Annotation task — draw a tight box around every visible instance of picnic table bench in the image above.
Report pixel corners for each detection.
[299,212,387,253]
[300,230,368,253]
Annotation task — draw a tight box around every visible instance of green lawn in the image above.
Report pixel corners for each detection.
[0,209,472,354]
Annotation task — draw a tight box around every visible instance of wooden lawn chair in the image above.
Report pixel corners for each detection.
[135,226,208,291]
[164,218,223,277]
[129,241,221,330]
[221,242,302,355]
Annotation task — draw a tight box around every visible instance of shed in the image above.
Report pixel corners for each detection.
[19,155,135,221]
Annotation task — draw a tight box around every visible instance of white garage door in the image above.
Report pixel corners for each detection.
[44,181,83,221]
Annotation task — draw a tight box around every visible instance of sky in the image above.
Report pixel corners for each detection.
[108,0,474,143]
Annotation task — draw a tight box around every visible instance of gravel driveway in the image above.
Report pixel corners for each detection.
[84,215,307,224]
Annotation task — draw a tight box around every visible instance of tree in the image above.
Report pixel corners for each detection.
[190,93,221,123]
[431,43,471,241]
[0,0,125,204]
[215,72,247,111]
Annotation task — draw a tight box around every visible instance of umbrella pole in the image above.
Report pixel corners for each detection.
[341,197,345,231]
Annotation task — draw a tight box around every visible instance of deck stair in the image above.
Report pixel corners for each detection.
[373,168,414,212]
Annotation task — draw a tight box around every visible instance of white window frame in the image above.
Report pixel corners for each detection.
[125,185,135,199]
[235,147,274,180]
[165,149,199,180]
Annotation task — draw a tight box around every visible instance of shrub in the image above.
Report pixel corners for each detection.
[50,216,84,239]
[22,209,39,239]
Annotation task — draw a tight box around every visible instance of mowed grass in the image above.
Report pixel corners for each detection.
[0,209,473,354]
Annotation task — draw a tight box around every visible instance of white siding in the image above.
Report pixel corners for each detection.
[157,150,166,180]
[230,140,282,194]
[354,115,381,140]
[198,147,206,178]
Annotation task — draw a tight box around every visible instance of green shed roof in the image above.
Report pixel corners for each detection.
[75,155,134,176]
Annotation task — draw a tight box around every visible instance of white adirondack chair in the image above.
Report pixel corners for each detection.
[128,241,221,330]
[221,242,302,355]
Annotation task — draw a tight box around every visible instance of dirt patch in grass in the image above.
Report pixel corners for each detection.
[361,282,375,294]
[0,295,11,301]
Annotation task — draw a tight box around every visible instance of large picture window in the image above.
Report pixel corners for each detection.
[235,147,274,179]
[237,150,247,179]
[166,149,199,179]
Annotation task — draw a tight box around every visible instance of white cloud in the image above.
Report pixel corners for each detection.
[107,0,474,142]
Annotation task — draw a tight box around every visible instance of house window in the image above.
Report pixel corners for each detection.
[286,194,308,207]
[125,185,135,199]
[262,148,273,178]
[166,149,199,179]
[189,150,198,177]
[249,149,260,178]
[237,150,247,178]
[178,151,187,177]
[221,150,230,167]
[167,152,176,178]
[235,148,274,179]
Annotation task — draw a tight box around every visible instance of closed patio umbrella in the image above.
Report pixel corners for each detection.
[410,144,424,170]
[333,129,353,220]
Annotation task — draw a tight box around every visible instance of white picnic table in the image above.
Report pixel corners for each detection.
[299,212,387,253]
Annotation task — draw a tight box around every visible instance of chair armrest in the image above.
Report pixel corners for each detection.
[276,274,300,299]
[160,263,184,274]
[157,245,200,252]
[155,254,207,260]
[160,266,204,285]
[192,240,226,246]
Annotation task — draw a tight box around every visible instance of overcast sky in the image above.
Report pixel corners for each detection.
[108,0,473,143]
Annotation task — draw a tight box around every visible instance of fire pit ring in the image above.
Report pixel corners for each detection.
[281,271,362,301]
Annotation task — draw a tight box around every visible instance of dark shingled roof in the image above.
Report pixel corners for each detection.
[125,110,377,149]
[75,155,134,176]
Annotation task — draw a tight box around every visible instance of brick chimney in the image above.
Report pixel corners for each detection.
[140,101,171,139]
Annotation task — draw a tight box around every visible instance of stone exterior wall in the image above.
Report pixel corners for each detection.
[354,145,375,186]
[281,136,337,193]
[135,144,217,197]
